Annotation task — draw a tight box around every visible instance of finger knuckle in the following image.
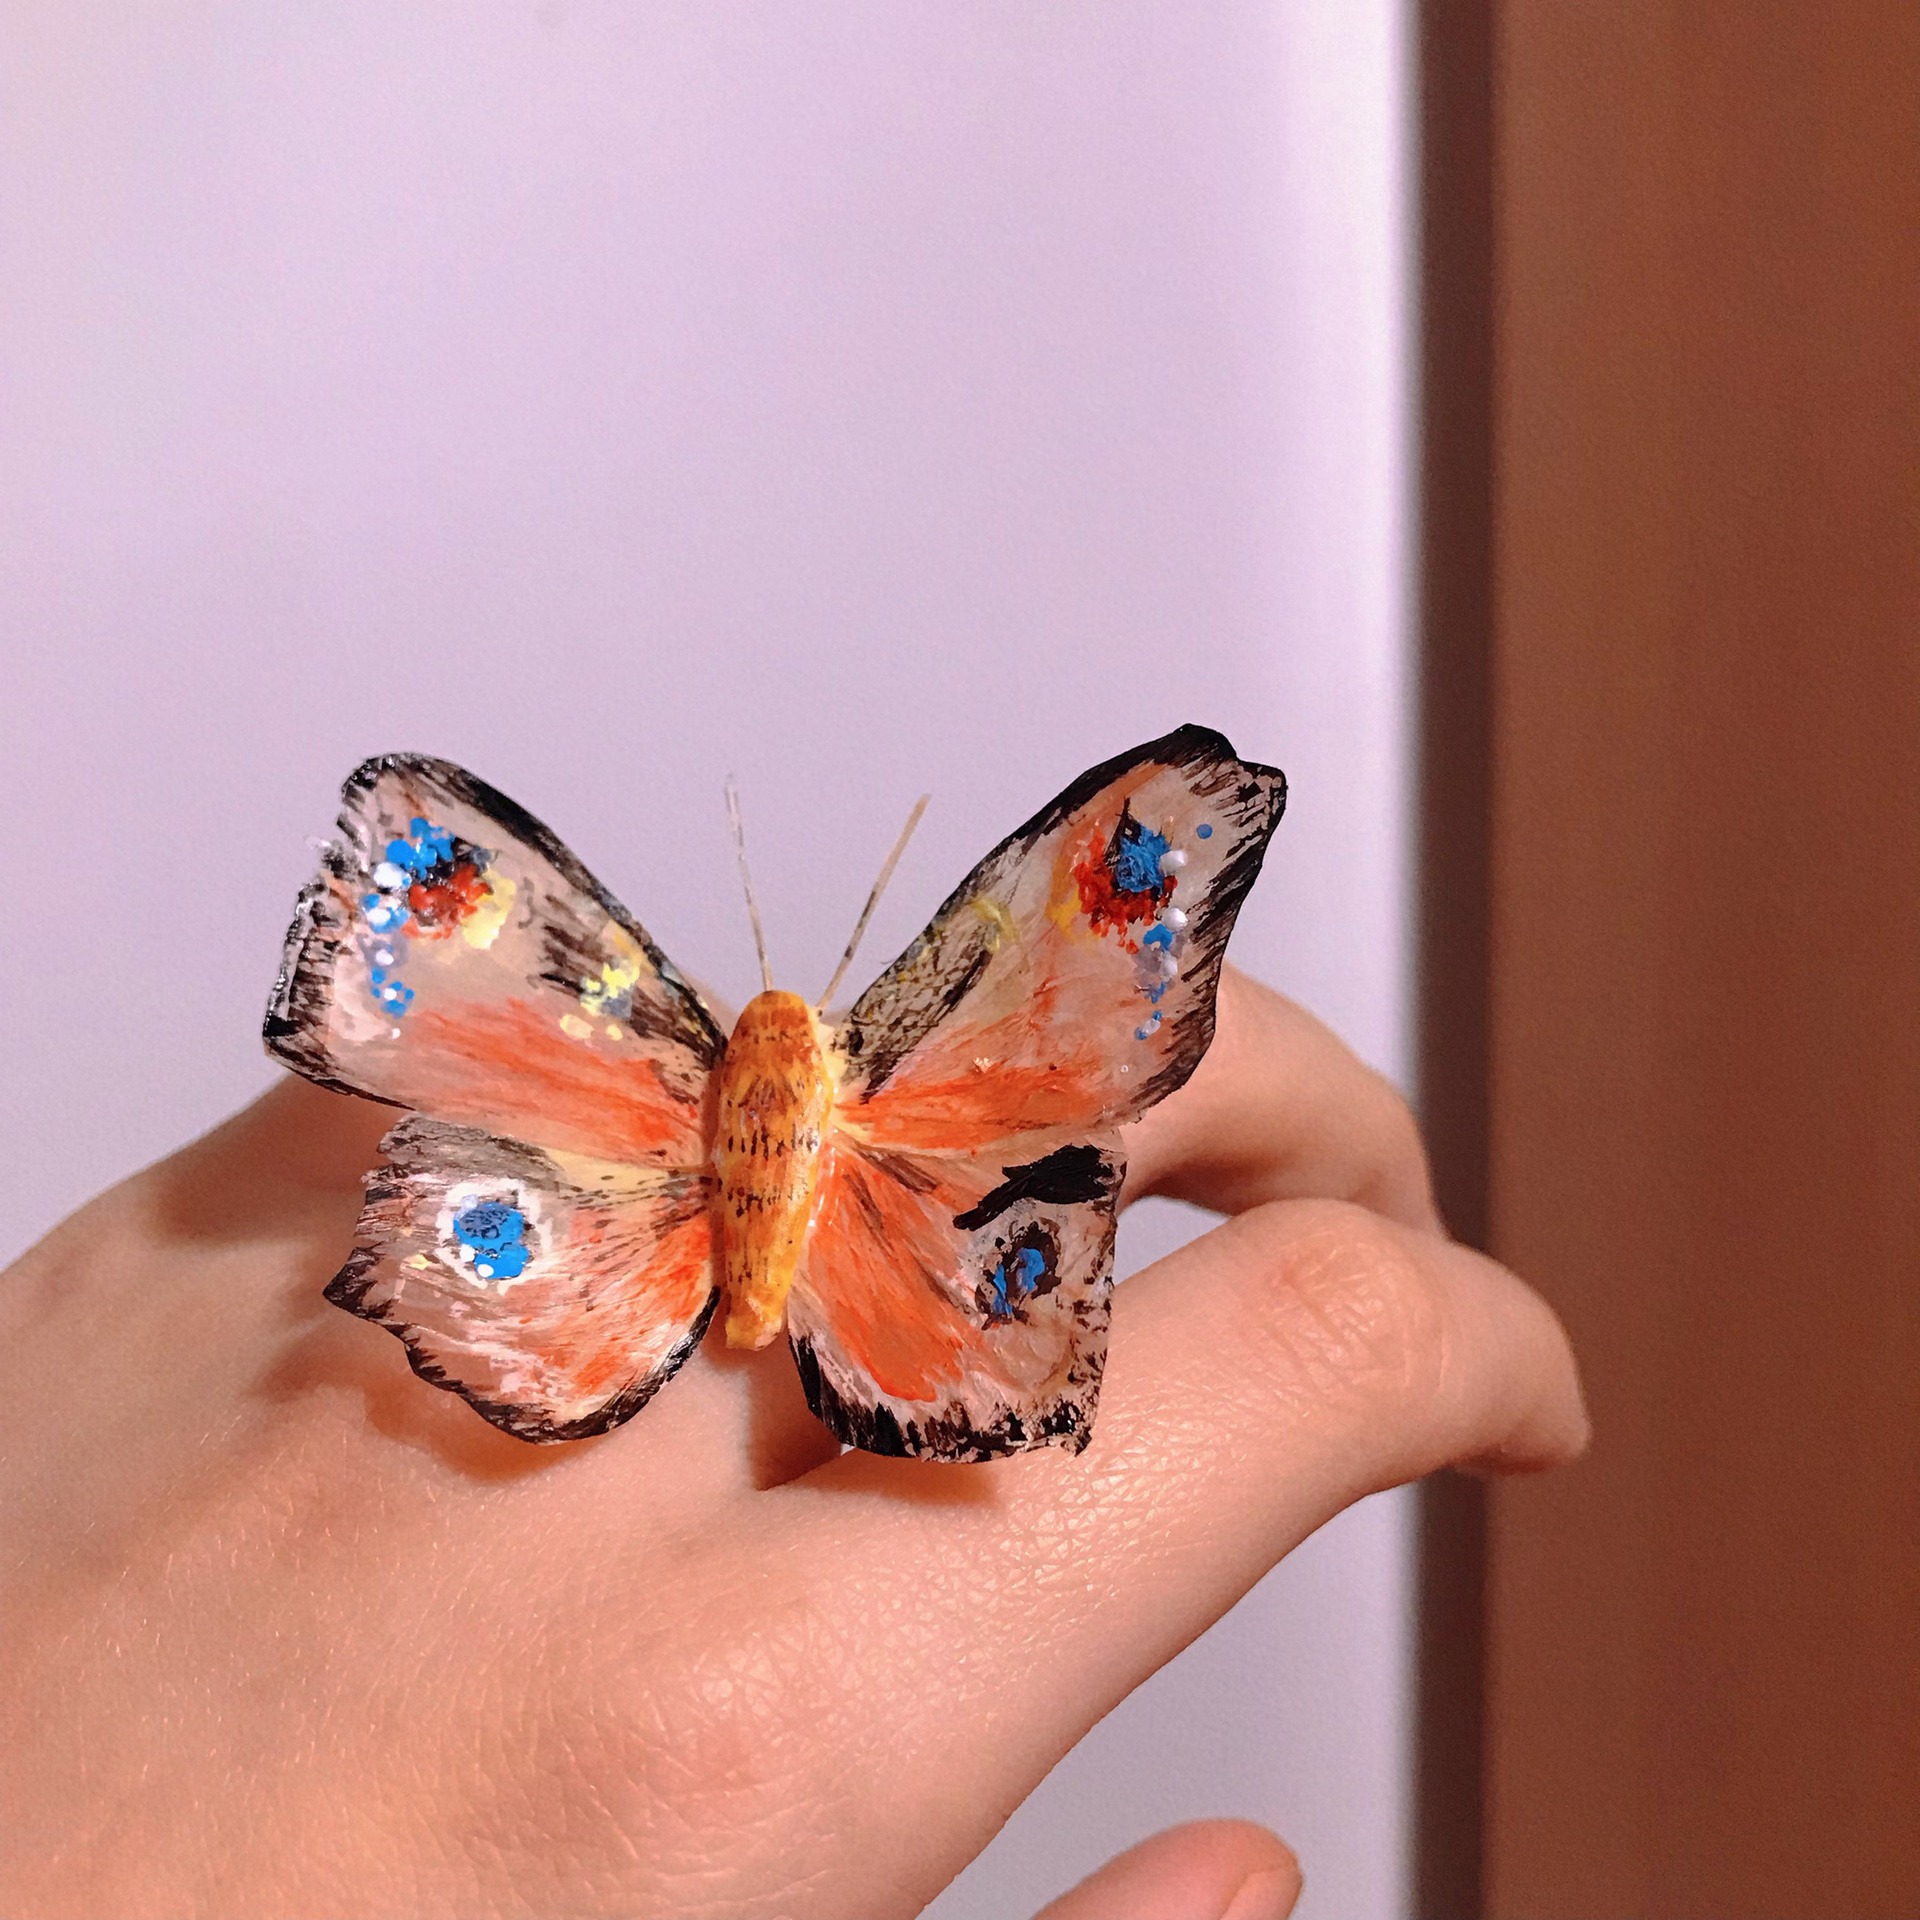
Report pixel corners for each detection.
[1230,1199,1448,1414]
[1378,1080,1433,1181]
[1354,1067,1439,1221]
[618,1612,835,1817]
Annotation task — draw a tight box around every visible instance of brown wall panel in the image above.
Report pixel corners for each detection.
[1484,6,1920,1915]
[1415,1,1495,1912]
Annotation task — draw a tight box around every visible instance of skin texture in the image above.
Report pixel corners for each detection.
[0,969,1586,1919]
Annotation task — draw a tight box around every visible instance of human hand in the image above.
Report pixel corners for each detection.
[0,968,1585,1918]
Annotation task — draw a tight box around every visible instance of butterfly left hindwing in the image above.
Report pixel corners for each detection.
[332,1115,718,1441]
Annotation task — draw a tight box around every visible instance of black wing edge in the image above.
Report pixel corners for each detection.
[842,722,1288,1102]
[323,1208,721,1448]
[262,752,728,1087]
[791,1335,1105,1462]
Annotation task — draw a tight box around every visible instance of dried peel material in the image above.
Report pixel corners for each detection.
[268,727,1285,1459]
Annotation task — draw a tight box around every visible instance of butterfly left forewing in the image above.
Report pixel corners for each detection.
[333,1115,717,1441]
[787,1138,1121,1460]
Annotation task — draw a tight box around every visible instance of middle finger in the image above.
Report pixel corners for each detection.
[1122,968,1440,1232]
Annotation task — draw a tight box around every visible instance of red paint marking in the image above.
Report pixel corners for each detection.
[1070,828,1171,947]
[407,859,493,937]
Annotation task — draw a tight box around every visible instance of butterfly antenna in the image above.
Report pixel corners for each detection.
[725,776,776,994]
[820,793,930,1009]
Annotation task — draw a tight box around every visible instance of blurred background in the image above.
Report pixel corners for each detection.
[1,5,1416,1917]
[7,6,1917,1918]
[1414,6,1918,1917]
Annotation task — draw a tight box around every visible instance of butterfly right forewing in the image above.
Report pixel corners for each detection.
[794,725,1285,1461]
[836,724,1285,1152]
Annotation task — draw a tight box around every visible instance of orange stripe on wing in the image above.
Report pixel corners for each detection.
[845,970,1110,1154]
[528,1212,715,1398]
[849,1065,1104,1154]
[403,1000,708,1165]
[804,1148,979,1401]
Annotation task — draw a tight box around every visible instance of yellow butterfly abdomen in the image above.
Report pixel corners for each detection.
[714,989,836,1350]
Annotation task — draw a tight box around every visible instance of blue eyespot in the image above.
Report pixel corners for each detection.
[454,1201,523,1249]
[980,1238,1054,1324]
[416,825,454,867]
[1113,822,1171,896]
[453,1201,530,1280]
[386,820,456,874]
[1196,822,1214,839]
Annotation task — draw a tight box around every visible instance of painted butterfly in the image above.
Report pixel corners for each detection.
[265,725,1285,1461]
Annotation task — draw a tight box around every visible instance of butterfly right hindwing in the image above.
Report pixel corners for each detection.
[786,1137,1123,1460]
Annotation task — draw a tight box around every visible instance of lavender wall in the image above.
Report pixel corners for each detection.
[0,5,1414,1913]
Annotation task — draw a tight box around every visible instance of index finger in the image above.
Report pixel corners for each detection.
[719,989,1582,1910]
[738,1201,1582,1912]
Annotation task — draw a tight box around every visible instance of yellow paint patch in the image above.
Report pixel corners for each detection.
[580,948,644,1018]
[970,895,1018,950]
[460,872,517,949]
[559,1012,593,1040]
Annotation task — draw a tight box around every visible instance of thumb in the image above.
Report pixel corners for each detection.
[1033,1820,1301,1920]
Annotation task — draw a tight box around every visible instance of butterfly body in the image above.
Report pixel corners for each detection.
[714,989,837,1350]
[267,726,1285,1460]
